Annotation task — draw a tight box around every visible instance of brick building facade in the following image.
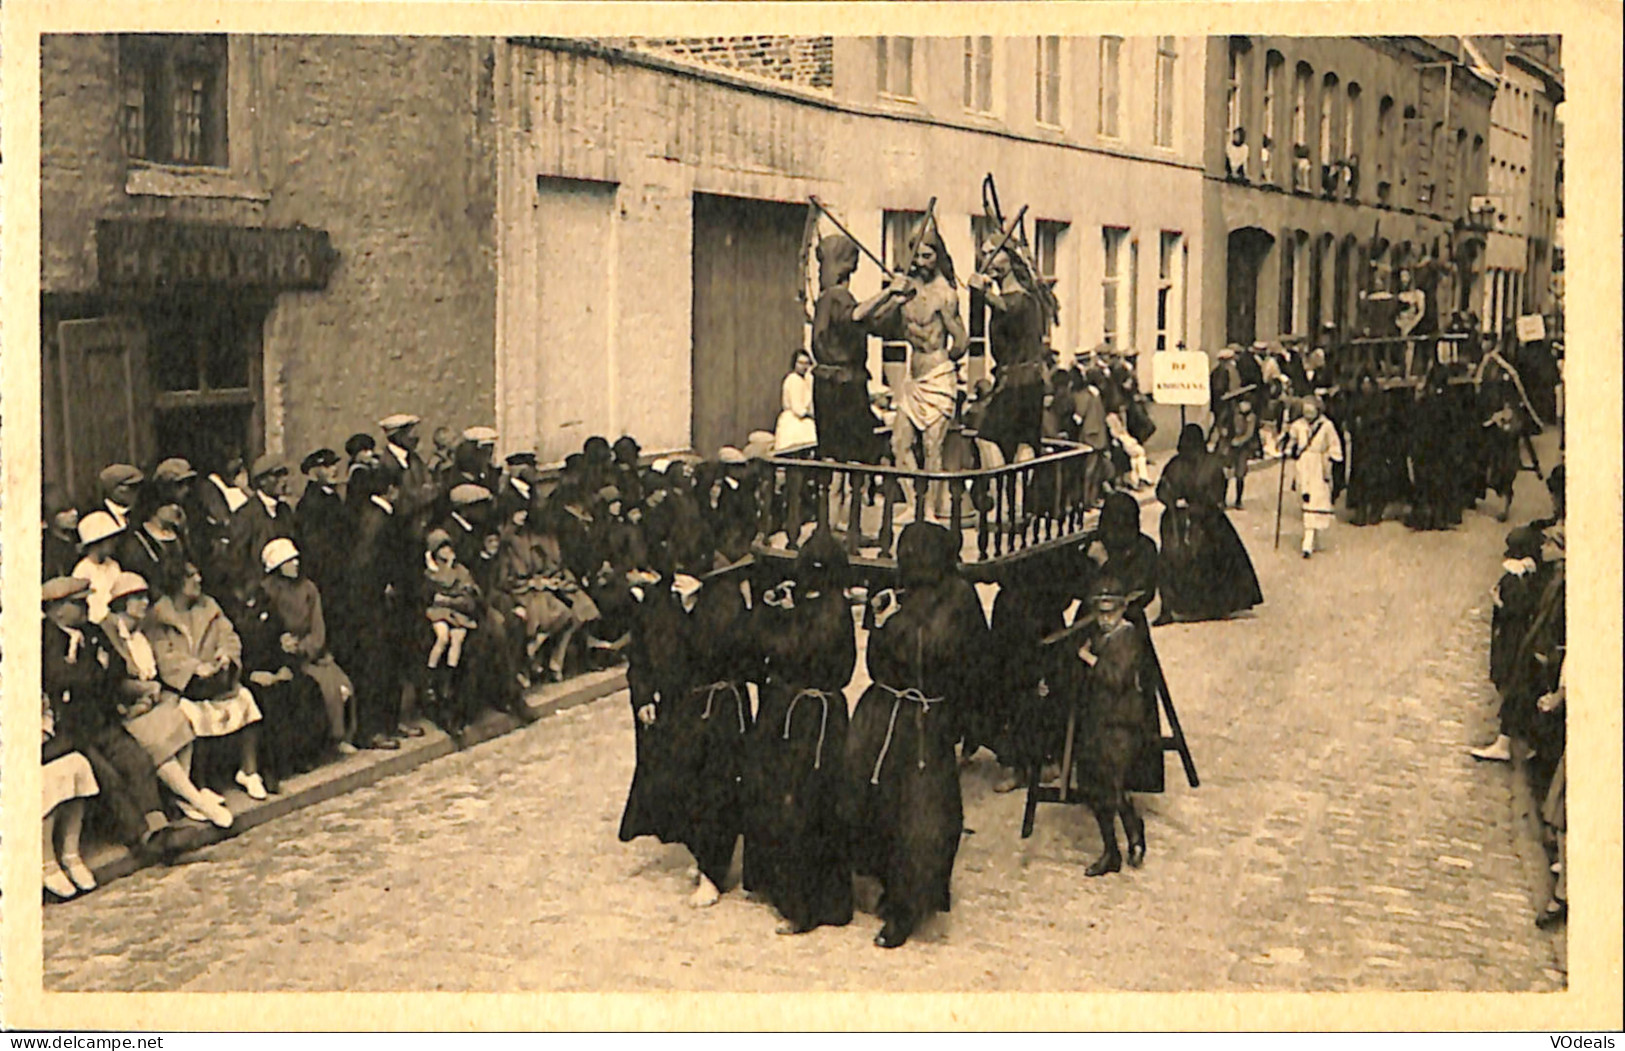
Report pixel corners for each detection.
[40,34,498,504]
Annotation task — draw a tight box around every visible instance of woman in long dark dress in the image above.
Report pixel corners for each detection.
[743,528,857,934]
[987,553,1074,794]
[618,550,752,909]
[1405,369,1455,531]
[846,522,989,949]
[1344,371,1406,526]
[1155,424,1262,623]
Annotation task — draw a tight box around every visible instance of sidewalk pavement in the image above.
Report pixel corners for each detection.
[76,665,630,890]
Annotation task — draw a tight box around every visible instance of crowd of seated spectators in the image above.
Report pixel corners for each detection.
[40,415,765,901]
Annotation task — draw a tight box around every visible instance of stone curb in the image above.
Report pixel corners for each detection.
[72,665,629,894]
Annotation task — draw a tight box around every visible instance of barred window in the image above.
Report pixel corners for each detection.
[1036,36,1062,126]
[1154,36,1178,147]
[1098,37,1122,139]
[877,37,915,99]
[963,36,994,113]
[119,35,228,167]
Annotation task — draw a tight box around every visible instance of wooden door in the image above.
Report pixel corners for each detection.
[691,194,807,457]
[1226,228,1272,346]
[57,316,154,505]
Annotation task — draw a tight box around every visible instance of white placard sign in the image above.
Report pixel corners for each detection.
[1516,314,1546,343]
[1152,350,1212,406]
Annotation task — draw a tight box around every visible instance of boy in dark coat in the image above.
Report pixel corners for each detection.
[1074,576,1156,876]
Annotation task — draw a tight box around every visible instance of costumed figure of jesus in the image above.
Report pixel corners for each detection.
[859,222,968,521]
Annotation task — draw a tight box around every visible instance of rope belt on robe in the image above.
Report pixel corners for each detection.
[782,687,839,771]
[695,680,748,734]
[870,682,946,785]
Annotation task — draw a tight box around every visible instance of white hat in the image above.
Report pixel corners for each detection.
[379,413,420,432]
[718,446,747,465]
[77,510,123,546]
[462,426,498,445]
[261,536,300,573]
[650,458,672,474]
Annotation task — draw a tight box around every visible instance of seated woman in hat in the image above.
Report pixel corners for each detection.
[43,576,180,861]
[144,561,270,800]
[495,501,600,684]
[103,572,233,827]
[236,544,334,785]
[43,486,82,582]
[72,510,127,625]
[262,532,359,756]
[117,483,191,598]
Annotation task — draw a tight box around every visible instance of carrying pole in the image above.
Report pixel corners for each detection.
[1273,446,1288,550]
[807,196,894,280]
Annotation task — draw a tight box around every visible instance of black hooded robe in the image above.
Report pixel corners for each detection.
[618,572,751,890]
[742,576,857,931]
[844,530,989,938]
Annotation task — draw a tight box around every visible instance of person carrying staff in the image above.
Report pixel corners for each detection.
[966,243,1046,468]
[809,234,889,467]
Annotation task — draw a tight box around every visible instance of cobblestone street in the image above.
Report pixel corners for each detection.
[44,459,1565,993]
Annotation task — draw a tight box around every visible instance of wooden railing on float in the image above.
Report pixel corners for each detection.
[752,437,1104,570]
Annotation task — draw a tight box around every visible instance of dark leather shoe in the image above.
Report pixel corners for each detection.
[1085,851,1122,877]
[1127,837,1146,869]
[874,923,911,949]
[397,724,427,739]
[367,734,401,751]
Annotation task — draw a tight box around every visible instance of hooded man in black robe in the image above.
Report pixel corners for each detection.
[845,521,989,948]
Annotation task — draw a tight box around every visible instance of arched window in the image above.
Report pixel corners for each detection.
[1292,62,1314,191]
[1226,37,1250,137]
[1262,51,1284,183]
[1319,73,1338,158]
[1375,95,1394,203]
[1292,62,1312,150]
[1344,83,1362,160]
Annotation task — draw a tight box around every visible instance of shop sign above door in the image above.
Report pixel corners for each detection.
[97,219,339,292]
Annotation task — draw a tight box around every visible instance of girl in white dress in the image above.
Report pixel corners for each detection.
[1286,395,1344,558]
[774,350,819,452]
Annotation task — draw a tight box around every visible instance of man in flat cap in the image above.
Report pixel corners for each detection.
[502,451,539,512]
[444,427,502,520]
[194,446,251,596]
[99,464,144,530]
[344,433,382,509]
[232,455,295,610]
[295,448,352,605]
[379,414,438,533]
[433,483,537,731]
